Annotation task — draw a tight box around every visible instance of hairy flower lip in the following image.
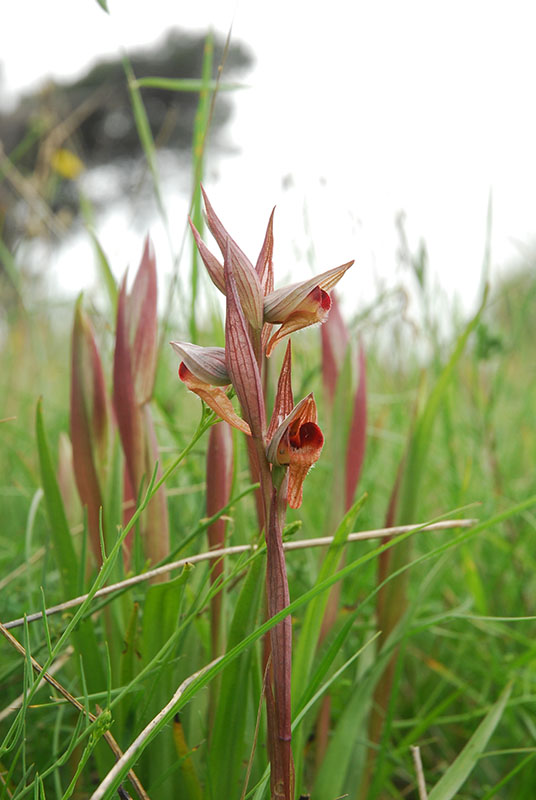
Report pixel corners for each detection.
[266,392,324,509]
[170,341,229,386]
[178,363,251,436]
[266,394,317,465]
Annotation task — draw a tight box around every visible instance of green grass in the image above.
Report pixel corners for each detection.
[1,25,536,800]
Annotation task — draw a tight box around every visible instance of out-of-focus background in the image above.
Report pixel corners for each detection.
[2,0,536,325]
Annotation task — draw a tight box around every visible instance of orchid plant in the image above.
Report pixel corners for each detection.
[171,188,353,799]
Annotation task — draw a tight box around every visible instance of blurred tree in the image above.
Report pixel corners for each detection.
[0,28,251,300]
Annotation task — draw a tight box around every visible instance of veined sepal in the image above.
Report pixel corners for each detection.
[170,341,229,386]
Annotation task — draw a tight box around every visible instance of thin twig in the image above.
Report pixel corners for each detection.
[0,647,73,722]
[0,622,149,800]
[0,142,67,238]
[240,656,270,800]
[2,519,476,630]
[411,744,429,800]
[90,657,222,800]
[0,547,44,591]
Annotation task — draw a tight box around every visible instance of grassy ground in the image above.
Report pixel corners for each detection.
[1,260,535,800]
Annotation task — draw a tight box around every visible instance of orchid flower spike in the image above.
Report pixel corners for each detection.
[267,393,324,508]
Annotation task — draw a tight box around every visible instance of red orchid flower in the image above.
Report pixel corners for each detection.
[263,261,354,356]
[267,393,324,508]
[170,341,252,436]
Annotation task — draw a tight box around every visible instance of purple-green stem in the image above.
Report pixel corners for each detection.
[254,441,295,800]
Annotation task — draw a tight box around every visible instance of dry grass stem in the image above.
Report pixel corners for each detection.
[0,646,73,722]
[0,622,149,800]
[2,519,476,631]
[411,744,429,800]
[90,657,222,800]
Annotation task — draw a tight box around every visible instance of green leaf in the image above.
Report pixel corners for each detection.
[292,494,367,710]
[189,32,214,342]
[79,193,118,311]
[36,399,79,599]
[0,238,23,300]
[313,645,393,799]
[35,399,106,695]
[365,291,491,797]
[141,570,190,666]
[139,568,191,798]
[428,682,513,800]
[133,77,244,92]
[207,555,265,799]
[90,497,536,797]
[400,287,489,526]
[123,55,166,223]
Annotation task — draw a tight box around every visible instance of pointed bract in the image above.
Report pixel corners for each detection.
[229,239,264,330]
[188,218,225,294]
[128,236,158,405]
[267,341,294,440]
[199,188,264,330]
[256,207,276,294]
[70,297,111,563]
[224,242,266,439]
[201,185,254,273]
[257,209,277,352]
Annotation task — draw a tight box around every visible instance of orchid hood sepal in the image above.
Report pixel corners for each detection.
[263,261,354,356]
[170,341,230,386]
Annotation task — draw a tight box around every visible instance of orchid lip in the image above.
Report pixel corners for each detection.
[266,393,317,465]
[178,363,251,436]
[265,392,324,508]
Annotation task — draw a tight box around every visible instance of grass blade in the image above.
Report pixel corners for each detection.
[35,399,106,695]
[427,682,512,800]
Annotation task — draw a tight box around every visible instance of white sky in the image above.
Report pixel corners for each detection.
[2,0,536,319]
